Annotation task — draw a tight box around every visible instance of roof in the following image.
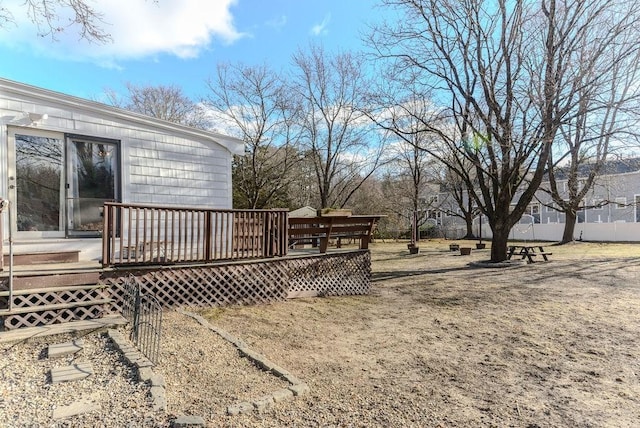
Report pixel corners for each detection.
[289,206,317,218]
[0,77,245,155]
[552,157,640,180]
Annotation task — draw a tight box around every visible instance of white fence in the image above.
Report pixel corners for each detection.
[477,222,640,242]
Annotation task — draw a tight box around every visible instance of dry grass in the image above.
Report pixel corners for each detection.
[196,240,640,427]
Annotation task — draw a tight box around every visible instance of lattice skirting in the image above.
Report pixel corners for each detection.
[102,259,292,312]
[1,287,111,330]
[1,250,371,330]
[287,250,371,297]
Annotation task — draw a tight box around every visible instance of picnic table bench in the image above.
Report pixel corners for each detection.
[288,215,382,253]
[507,245,553,263]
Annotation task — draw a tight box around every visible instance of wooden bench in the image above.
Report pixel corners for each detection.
[507,245,552,263]
[526,252,553,261]
[288,216,382,253]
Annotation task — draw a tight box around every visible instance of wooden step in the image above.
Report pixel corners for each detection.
[1,298,112,315]
[0,315,127,343]
[0,283,108,298]
[5,271,101,291]
[4,250,80,266]
[0,279,113,330]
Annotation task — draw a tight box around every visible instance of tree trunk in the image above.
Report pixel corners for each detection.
[490,222,510,262]
[561,210,577,244]
[463,212,475,239]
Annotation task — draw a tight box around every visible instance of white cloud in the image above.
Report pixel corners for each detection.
[265,15,287,31]
[310,14,331,36]
[0,0,245,62]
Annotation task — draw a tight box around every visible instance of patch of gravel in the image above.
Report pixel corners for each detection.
[0,329,164,427]
[0,310,296,427]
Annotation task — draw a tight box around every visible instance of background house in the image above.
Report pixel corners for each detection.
[433,158,640,242]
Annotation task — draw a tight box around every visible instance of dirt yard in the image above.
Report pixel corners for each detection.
[199,240,640,427]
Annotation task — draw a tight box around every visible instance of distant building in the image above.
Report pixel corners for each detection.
[289,206,317,218]
[434,158,640,241]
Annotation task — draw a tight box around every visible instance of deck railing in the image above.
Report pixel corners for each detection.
[102,202,288,267]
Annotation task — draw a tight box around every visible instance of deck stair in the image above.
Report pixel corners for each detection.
[3,250,80,266]
[0,264,112,330]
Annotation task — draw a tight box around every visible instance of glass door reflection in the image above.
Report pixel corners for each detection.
[67,139,119,236]
[14,133,64,232]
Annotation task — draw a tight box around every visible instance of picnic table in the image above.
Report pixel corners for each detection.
[507,245,552,263]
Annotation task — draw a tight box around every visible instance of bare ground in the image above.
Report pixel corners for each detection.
[198,241,640,427]
[3,241,640,427]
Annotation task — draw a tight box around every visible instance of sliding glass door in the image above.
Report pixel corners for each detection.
[9,128,120,238]
[12,131,65,234]
[66,137,119,237]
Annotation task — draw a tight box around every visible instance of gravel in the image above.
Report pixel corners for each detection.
[0,310,293,427]
[0,329,163,427]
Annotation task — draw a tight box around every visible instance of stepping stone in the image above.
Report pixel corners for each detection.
[50,362,93,383]
[48,339,84,358]
[172,415,206,427]
[52,399,99,420]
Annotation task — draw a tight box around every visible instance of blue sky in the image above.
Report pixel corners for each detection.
[0,0,388,102]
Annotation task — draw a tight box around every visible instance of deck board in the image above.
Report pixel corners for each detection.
[0,315,127,343]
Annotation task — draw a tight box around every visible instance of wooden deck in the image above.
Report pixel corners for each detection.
[1,248,371,331]
[0,204,381,331]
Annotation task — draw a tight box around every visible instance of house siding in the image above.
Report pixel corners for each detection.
[0,78,241,238]
[435,167,640,242]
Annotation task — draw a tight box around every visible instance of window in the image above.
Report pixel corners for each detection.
[636,195,640,223]
[527,204,541,223]
[592,198,603,210]
[615,197,626,209]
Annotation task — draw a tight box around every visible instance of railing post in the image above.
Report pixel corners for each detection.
[0,208,4,272]
[102,204,110,267]
[204,210,212,261]
[263,211,272,258]
[283,210,289,256]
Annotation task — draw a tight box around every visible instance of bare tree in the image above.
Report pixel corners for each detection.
[291,44,386,209]
[205,62,301,209]
[542,28,640,243]
[380,128,441,240]
[105,83,210,129]
[438,165,479,239]
[0,0,112,42]
[368,0,640,261]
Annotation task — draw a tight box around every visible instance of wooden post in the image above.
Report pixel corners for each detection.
[101,204,110,267]
[0,208,4,272]
[204,210,212,261]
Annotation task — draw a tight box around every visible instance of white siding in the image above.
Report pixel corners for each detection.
[0,85,235,212]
